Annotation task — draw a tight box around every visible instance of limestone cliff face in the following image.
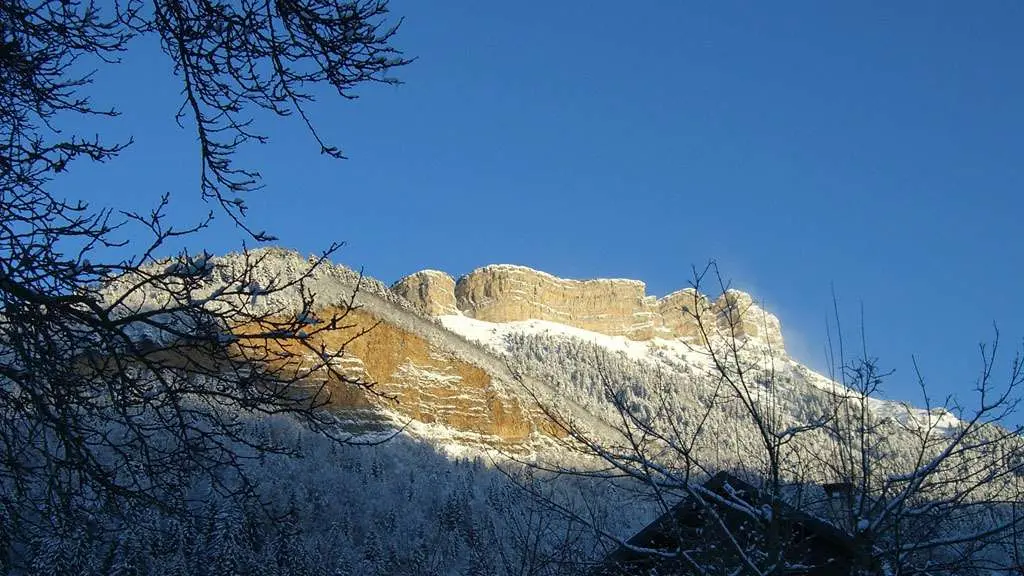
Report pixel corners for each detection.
[712,290,785,351]
[394,264,785,352]
[658,288,711,343]
[453,265,658,339]
[114,249,783,449]
[104,248,570,448]
[259,306,545,444]
[391,270,458,316]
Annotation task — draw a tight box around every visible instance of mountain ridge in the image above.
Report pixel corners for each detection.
[393,264,785,351]
[110,248,958,455]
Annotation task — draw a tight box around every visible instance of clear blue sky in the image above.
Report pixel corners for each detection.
[63,2,1023,416]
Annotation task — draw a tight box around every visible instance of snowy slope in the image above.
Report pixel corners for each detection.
[439,315,708,366]
[438,313,961,437]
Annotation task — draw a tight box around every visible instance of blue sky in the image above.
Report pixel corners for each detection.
[63,2,1023,416]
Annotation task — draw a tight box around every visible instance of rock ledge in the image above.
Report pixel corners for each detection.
[393,265,784,351]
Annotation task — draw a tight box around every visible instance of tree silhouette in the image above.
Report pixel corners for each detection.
[0,1,409,570]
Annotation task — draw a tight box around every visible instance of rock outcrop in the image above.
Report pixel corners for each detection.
[109,248,784,449]
[712,289,785,350]
[658,288,711,343]
[260,306,549,444]
[394,264,785,352]
[391,270,458,316]
[108,248,580,449]
[453,265,658,339]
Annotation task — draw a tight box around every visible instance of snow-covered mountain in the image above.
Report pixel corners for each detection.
[162,248,959,464]
[60,247,1015,575]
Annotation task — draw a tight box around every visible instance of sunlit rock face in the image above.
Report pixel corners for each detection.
[112,248,561,449]
[454,265,659,340]
[263,306,552,446]
[711,289,785,351]
[115,249,786,448]
[657,287,712,343]
[394,264,786,353]
[392,270,458,316]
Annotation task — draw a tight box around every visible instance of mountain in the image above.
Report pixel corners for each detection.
[40,247,1015,575]
[393,264,783,348]
[200,249,793,449]
[169,248,956,462]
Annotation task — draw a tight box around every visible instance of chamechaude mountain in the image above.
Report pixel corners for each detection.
[76,246,1017,575]
[185,247,951,455]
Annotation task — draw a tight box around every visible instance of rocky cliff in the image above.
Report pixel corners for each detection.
[390,270,458,316]
[133,249,600,448]
[257,305,559,446]
[110,249,783,449]
[393,265,785,352]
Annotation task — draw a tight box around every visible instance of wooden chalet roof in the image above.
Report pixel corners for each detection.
[594,472,868,576]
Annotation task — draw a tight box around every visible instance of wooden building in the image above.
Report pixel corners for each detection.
[594,472,875,575]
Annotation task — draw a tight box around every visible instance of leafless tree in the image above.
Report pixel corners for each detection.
[485,466,607,576]
[505,263,828,575]
[0,0,408,570]
[816,309,1024,575]
[511,263,1024,575]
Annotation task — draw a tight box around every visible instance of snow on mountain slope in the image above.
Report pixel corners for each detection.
[792,358,962,434]
[439,312,961,437]
[109,248,959,460]
[439,314,708,366]
[393,262,962,440]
